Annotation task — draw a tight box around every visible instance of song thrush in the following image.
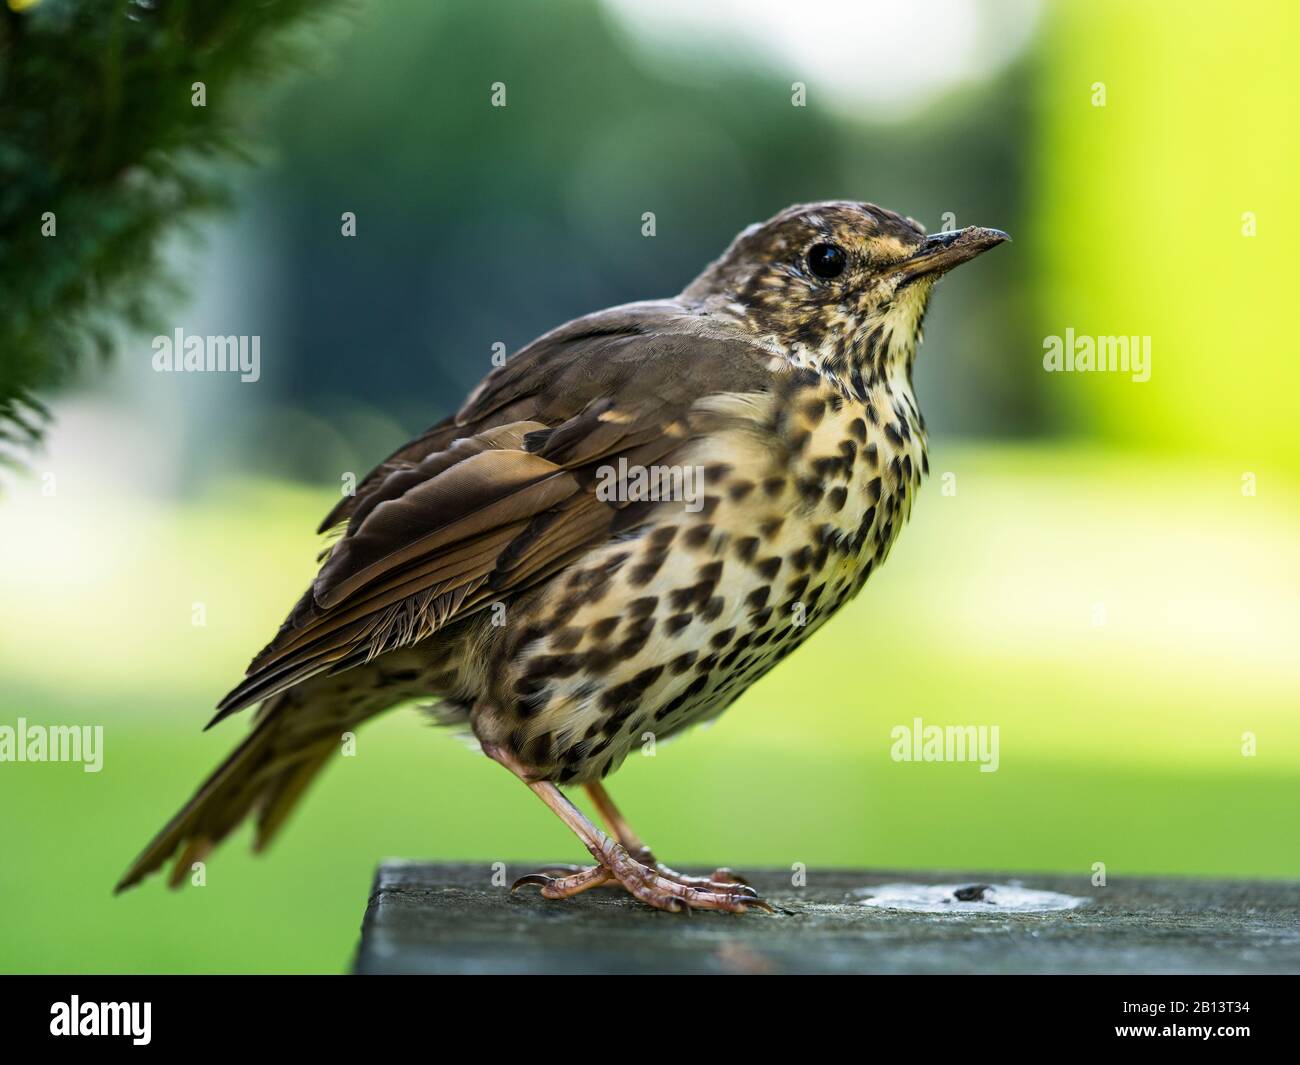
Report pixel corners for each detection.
[117,202,1007,912]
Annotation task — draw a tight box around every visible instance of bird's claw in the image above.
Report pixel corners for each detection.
[629,847,757,896]
[509,872,555,894]
[514,847,773,914]
[712,866,751,886]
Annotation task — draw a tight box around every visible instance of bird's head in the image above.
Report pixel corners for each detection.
[682,201,1007,386]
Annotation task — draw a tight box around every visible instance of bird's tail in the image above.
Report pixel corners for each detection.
[114,693,340,893]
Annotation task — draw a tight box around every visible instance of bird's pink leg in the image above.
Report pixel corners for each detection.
[483,743,770,914]
[584,781,755,895]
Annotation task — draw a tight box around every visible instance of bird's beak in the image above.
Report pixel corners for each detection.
[897,226,1009,282]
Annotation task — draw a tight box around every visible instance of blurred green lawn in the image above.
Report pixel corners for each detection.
[2,442,1297,973]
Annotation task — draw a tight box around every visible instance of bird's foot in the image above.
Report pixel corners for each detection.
[629,846,753,892]
[513,843,772,914]
[527,850,752,893]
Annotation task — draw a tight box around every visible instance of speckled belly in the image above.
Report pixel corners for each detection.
[486,375,927,784]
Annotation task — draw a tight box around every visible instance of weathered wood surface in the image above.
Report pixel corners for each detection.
[354,860,1300,975]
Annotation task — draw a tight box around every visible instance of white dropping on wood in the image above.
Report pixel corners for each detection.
[855,883,1088,914]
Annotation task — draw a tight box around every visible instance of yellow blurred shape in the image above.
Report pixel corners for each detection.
[1034,0,1300,469]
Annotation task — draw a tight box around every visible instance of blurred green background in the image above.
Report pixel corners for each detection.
[1,0,1297,973]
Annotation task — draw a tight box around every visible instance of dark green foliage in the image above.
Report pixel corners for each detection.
[0,0,333,461]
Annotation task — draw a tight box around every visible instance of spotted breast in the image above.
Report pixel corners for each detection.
[486,368,928,785]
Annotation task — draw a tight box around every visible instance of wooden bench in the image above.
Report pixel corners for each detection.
[354,861,1300,974]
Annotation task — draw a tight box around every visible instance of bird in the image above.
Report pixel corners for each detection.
[116,201,1007,912]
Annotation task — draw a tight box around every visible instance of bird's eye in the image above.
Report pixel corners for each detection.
[807,243,847,280]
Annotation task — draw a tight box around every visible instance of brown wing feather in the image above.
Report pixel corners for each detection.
[211,304,782,727]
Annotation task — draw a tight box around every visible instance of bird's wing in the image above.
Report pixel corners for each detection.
[314,300,700,533]
[210,304,781,725]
